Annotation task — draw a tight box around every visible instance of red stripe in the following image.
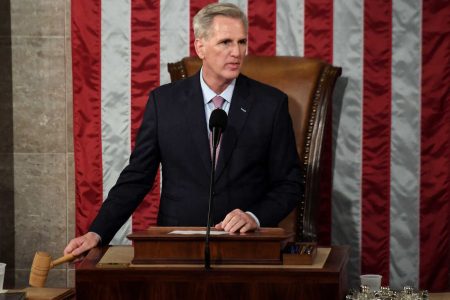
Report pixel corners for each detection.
[189,0,217,56]
[304,0,333,62]
[304,0,334,245]
[247,0,276,55]
[361,0,392,285]
[420,0,450,291]
[131,0,161,231]
[72,0,103,236]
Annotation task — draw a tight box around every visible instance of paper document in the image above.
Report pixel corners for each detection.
[169,230,229,235]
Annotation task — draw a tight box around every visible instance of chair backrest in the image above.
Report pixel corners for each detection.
[168,56,341,241]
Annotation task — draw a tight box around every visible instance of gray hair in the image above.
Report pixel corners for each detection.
[193,3,248,39]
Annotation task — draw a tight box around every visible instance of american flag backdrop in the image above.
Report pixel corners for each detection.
[71,0,449,291]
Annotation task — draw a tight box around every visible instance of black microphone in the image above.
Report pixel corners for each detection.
[205,108,228,269]
[209,108,228,147]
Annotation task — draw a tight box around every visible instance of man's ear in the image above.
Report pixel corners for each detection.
[194,38,204,59]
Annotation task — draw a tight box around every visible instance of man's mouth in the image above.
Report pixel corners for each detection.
[227,62,240,68]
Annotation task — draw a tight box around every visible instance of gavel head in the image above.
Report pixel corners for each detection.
[29,251,52,287]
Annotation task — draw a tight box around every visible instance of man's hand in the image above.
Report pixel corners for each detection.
[215,209,258,233]
[64,232,101,256]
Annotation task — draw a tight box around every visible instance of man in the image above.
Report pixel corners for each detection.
[65,3,302,257]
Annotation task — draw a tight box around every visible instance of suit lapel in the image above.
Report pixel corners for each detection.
[215,75,253,180]
[183,72,211,174]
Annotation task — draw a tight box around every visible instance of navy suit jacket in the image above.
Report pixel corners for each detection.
[90,72,302,245]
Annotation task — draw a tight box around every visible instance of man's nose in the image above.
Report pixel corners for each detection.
[230,42,241,57]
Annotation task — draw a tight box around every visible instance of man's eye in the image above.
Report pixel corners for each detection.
[221,40,231,45]
[239,40,247,45]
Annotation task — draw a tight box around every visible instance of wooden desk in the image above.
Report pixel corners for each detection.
[76,246,349,300]
[1,288,75,300]
[429,293,450,300]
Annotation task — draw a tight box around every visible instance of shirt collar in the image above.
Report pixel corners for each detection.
[200,68,235,105]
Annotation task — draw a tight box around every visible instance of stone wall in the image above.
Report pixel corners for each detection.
[0,0,74,288]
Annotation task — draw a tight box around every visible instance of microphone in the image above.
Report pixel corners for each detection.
[209,108,228,148]
[205,108,228,269]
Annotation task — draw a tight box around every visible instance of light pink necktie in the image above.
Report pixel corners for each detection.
[210,96,224,162]
[212,95,224,110]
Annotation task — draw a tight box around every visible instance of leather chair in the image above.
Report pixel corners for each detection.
[168,56,341,242]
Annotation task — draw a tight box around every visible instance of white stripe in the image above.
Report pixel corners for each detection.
[101,0,132,245]
[160,0,190,85]
[390,0,421,289]
[276,0,304,56]
[221,0,248,17]
[332,0,364,288]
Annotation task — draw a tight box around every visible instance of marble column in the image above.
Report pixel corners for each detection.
[0,0,74,288]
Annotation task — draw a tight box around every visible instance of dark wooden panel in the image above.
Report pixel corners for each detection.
[76,246,349,300]
[129,227,291,265]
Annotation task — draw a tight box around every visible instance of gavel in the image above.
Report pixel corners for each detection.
[29,252,76,287]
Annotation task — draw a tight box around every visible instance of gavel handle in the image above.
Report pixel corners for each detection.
[50,254,76,268]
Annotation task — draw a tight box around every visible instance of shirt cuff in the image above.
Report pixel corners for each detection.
[89,231,102,245]
[245,211,260,228]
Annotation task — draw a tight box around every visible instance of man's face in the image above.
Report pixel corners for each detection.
[195,16,247,92]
